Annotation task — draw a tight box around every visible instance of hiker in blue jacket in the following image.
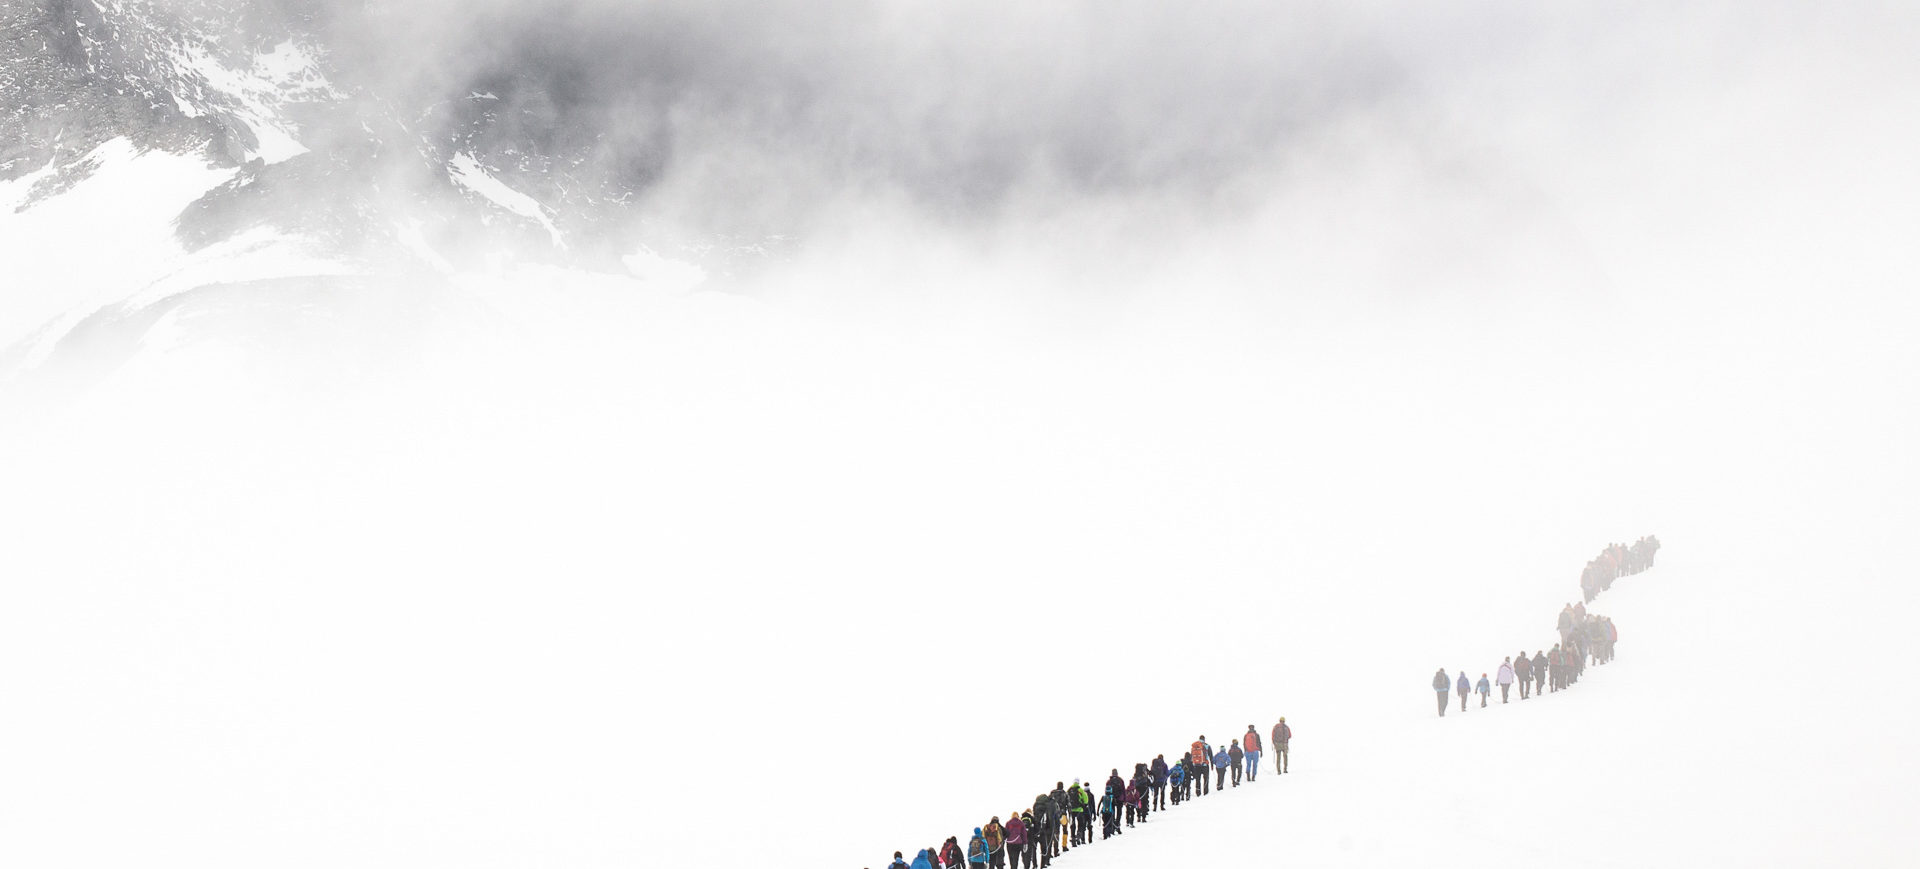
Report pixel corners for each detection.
[1476,673,1492,708]
[1456,671,1472,712]
[909,849,934,869]
[969,828,989,865]
[1212,745,1231,791]
[1168,757,1187,804]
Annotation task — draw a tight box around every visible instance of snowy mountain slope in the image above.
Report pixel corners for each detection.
[0,0,745,377]
[1,257,1914,869]
[0,138,239,352]
[0,0,330,185]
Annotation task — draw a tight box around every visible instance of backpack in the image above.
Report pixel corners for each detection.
[1190,741,1208,764]
[1280,723,1291,742]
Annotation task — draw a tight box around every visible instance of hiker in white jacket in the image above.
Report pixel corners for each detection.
[1496,658,1517,704]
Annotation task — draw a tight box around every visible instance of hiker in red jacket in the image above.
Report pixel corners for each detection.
[1189,737,1211,795]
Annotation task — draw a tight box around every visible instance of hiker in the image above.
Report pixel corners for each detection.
[1168,755,1187,804]
[1104,769,1127,814]
[911,849,935,869]
[1150,754,1169,810]
[943,837,964,869]
[1023,809,1040,869]
[1532,650,1548,694]
[1558,605,1575,645]
[1005,812,1027,869]
[1433,667,1451,716]
[892,851,910,869]
[1067,781,1088,846]
[1124,779,1142,827]
[1212,743,1231,791]
[1243,725,1262,782]
[1045,783,1067,855]
[1227,739,1244,786]
[1190,737,1211,795]
[1098,787,1117,840]
[1029,795,1051,866]
[968,829,988,866]
[1273,717,1291,773]
[1476,672,1491,707]
[1456,670,1471,711]
[984,817,1006,869]
[1514,652,1532,699]
[1497,658,1515,702]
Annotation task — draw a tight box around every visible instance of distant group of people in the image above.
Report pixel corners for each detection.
[1431,535,1657,717]
[1581,535,1660,603]
[875,720,1295,869]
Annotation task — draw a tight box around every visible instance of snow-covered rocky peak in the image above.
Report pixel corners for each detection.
[2,0,331,188]
[1,0,758,389]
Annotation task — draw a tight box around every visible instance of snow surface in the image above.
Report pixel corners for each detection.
[0,139,236,353]
[448,153,567,249]
[621,246,708,293]
[0,269,1914,869]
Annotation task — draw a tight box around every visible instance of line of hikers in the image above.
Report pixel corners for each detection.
[1431,614,1616,716]
[876,720,1295,869]
[1432,536,1655,716]
[1582,535,1660,603]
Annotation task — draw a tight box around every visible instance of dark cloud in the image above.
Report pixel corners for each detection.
[297,0,1408,232]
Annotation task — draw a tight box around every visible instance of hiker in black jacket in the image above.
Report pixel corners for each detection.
[1150,755,1169,809]
[1032,793,1054,866]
